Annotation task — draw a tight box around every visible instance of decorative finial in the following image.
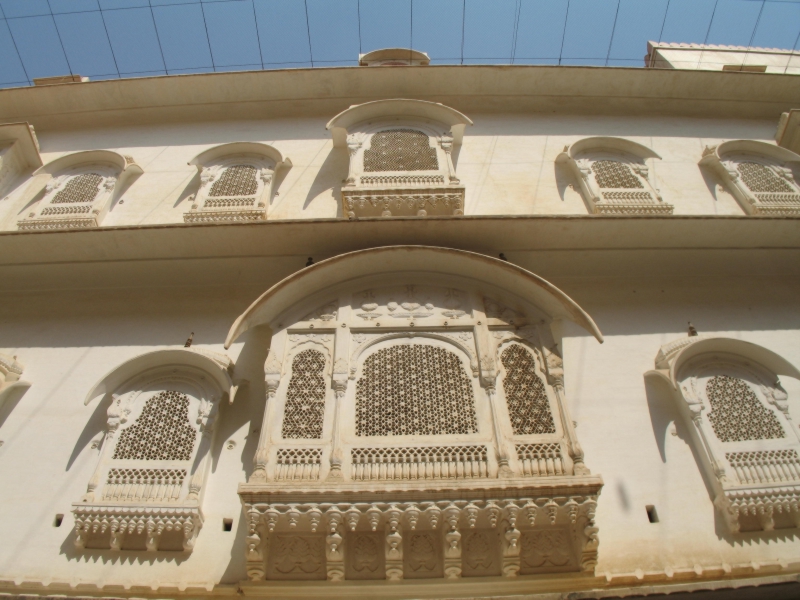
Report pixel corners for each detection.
[499,253,508,262]
[185,332,194,347]
[305,257,314,267]
[688,322,698,337]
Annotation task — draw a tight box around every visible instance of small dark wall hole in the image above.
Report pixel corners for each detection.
[646,505,659,523]
[223,518,233,532]
[54,514,64,527]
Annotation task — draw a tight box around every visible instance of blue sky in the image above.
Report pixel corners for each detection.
[0,0,798,87]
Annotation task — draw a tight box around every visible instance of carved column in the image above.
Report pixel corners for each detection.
[325,508,345,582]
[252,348,283,481]
[502,503,520,577]
[246,504,266,581]
[439,134,460,184]
[385,506,403,581]
[474,316,513,477]
[541,344,588,475]
[187,398,217,502]
[329,324,349,480]
[443,504,462,579]
[345,134,362,187]
[81,393,126,505]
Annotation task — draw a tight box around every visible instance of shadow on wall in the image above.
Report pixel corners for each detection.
[300,146,349,215]
[644,376,681,464]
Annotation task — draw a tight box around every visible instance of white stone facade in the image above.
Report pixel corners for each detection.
[0,60,799,599]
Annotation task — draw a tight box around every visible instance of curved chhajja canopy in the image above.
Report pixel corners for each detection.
[225,245,603,348]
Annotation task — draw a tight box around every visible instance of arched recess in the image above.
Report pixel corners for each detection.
[327,100,473,218]
[646,335,800,534]
[226,245,602,347]
[17,150,142,230]
[185,142,291,223]
[556,137,671,215]
[73,347,234,554]
[232,246,604,583]
[699,140,800,216]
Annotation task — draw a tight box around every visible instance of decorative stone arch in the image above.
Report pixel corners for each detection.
[700,139,800,216]
[0,122,42,200]
[73,347,234,553]
[230,246,603,583]
[327,100,472,218]
[184,142,291,223]
[358,48,430,66]
[17,150,142,230]
[557,136,672,215]
[646,335,800,533]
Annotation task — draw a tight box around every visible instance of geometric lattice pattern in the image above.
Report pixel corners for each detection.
[591,160,643,189]
[281,349,327,439]
[706,375,784,442]
[51,173,103,204]
[355,344,478,436]
[112,391,197,461]
[363,129,439,172]
[209,165,258,197]
[501,344,556,435]
[737,162,795,194]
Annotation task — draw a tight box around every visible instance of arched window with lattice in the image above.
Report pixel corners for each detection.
[282,348,328,439]
[500,344,556,436]
[73,353,230,553]
[556,138,672,215]
[650,336,800,533]
[19,167,118,230]
[699,141,800,216]
[355,343,478,437]
[185,143,289,223]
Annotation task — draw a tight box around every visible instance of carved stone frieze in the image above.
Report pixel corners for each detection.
[239,490,601,582]
[353,286,472,322]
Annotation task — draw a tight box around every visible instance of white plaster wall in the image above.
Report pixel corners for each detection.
[1,274,799,587]
[0,114,785,229]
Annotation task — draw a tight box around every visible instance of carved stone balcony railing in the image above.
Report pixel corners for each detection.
[341,177,465,218]
[239,475,602,583]
[351,445,489,481]
[72,504,202,552]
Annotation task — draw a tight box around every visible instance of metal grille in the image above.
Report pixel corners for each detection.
[591,160,643,189]
[208,165,258,197]
[51,173,103,204]
[355,344,478,436]
[737,162,795,193]
[363,129,439,172]
[706,375,784,442]
[501,344,556,435]
[113,391,197,461]
[281,349,327,439]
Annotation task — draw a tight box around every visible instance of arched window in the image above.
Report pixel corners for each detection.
[184,143,290,223]
[500,344,556,436]
[327,99,470,218]
[355,344,477,437]
[73,350,231,553]
[556,137,672,215]
[699,141,800,215]
[648,336,800,533]
[282,349,327,439]
[363,129,439,172]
